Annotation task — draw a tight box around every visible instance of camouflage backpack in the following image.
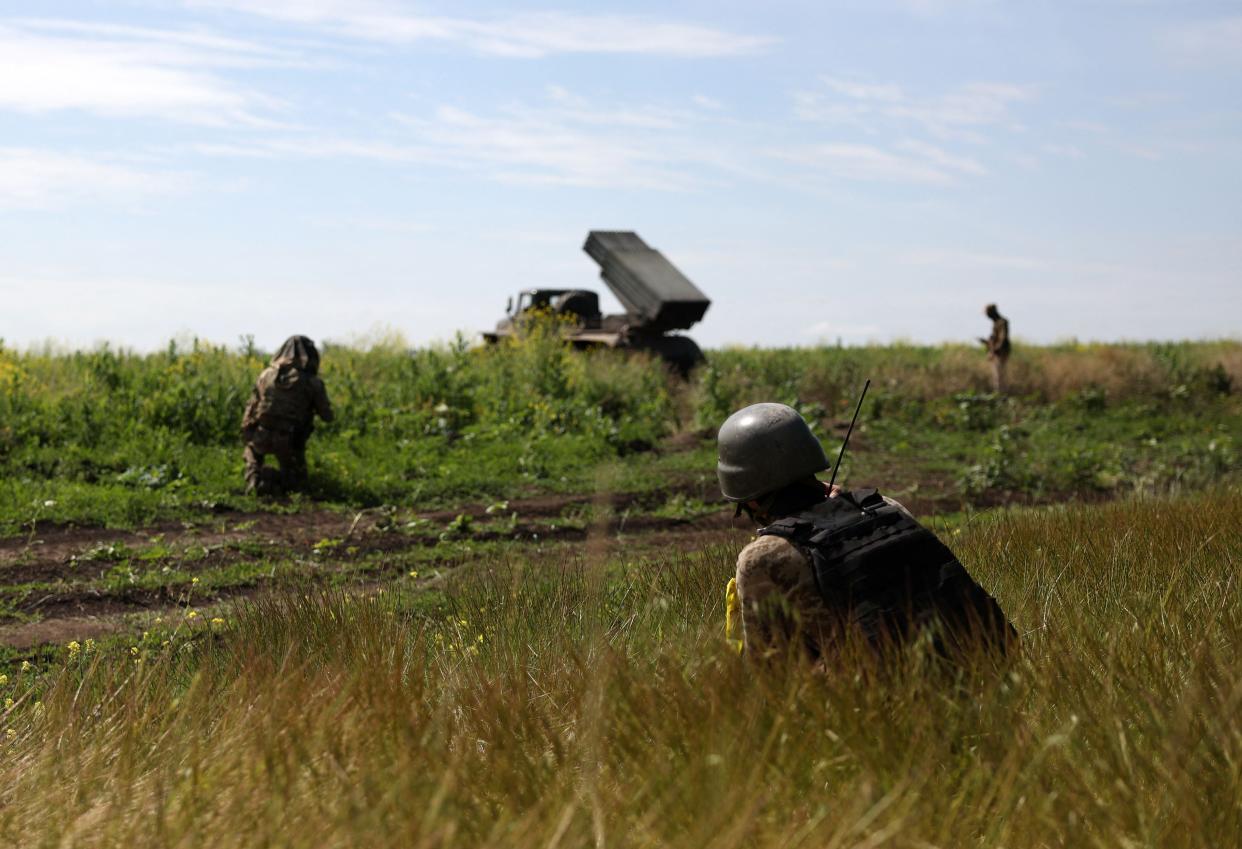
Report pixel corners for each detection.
[250,365,314,435]
[758,489,1016,656]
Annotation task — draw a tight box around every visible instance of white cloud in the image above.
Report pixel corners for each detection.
[1162,16,1242,67]
[399,104,712,189]
[787,75,1033,184]
[185,0,773,57]
[1042,143,1085,159]
[895,140,987,175]
[773,142,976,184]
[892,0,992,15]
[0,21,284,125]
[196,88,747,191]
[0,149,189,210]
[821,78,904,103]
[798,76,1035,141]
[898,249,1048,271]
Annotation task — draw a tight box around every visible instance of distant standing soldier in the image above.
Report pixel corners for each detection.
[241,335,334,495]
[979,303,1011,393]
[719,403,1014,663]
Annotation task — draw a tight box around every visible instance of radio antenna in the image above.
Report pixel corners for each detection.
[828,379,870,490]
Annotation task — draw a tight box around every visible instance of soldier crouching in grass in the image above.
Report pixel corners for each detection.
[719,403,1015,664]
[242,335,334,496]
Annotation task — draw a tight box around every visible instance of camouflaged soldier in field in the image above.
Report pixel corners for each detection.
[979,303,1011,394]
[242,336,334,496]
[719,403,1014,663]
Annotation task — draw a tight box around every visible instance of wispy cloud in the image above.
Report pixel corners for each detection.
[772,142,978,184]
[1042,143,1085,159]
[891,0,992,16]
[403,105,694,188]
[898,249,1048,271]
[185,0,774,58]
[0,20,287,125]
[0,149,189,210]
[798,76,1034,141]
[782,73,1033,184]
[196,88,745,190]
[1162,16,1242,68]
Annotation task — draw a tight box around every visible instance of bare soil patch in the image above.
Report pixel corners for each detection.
[0,487,752,650]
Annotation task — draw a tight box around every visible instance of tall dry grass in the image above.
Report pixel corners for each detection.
[697,341,1241,421]
[1,490,1239,847]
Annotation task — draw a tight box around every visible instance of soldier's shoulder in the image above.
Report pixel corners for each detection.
[737,534,805,573]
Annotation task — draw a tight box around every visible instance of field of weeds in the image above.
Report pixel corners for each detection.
[1,334,1237,531]
[0,490,1238,847]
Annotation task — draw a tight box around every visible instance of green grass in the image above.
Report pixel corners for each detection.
[0,488,1239,847]
[2,336,1239,532]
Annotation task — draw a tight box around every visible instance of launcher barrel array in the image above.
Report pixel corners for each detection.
[583,231,711,333]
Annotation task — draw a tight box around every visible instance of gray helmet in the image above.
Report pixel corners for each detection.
[716,403,830,502]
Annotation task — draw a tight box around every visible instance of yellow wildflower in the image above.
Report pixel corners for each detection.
[84,638,96,653]
[408,570,419,578]
[0,674,8,685]
[185,610,199,620]
[4,699,12,710]
[210,617,225,629]
[5,729,15,740]
[19,661,30,672]
[130,646,139,656]
[66,640,81,656]
[191,577,200,585]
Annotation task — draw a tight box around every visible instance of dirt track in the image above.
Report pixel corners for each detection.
[0,476,1082,651]
[0,489,752,650]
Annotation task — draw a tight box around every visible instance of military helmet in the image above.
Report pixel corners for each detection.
[716,403,830,502]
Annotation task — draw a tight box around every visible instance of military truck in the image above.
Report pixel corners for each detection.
[482,231,710,374]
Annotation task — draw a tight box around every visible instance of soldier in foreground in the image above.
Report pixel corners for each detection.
[719,402,1014,663]
[241,335,334,496]
[979,303,1011,393]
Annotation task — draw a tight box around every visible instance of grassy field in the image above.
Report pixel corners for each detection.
[1,333,1238,531]
[0,490,1238,847]
[0,335,1239,846]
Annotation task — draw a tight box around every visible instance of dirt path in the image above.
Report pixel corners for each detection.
[0,477,1084,651]
[0,488,753,651]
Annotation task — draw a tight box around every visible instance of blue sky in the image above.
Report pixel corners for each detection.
[2,0,1239,351]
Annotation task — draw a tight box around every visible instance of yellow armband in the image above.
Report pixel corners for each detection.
[725,577,743,654]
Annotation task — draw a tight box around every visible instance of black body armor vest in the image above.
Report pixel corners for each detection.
[758,489,1016,655]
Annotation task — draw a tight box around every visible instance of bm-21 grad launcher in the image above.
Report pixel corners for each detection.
[482,231,711,374]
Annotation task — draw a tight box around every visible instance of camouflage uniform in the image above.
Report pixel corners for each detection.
[981,305,1011,394]
[242,336,334,495]
[734,488,912,659]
